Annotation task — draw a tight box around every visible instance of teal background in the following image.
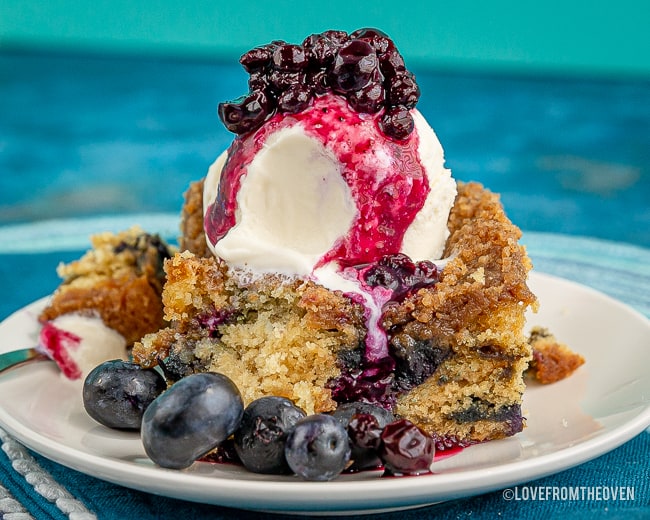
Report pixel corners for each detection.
[1,0,650,77]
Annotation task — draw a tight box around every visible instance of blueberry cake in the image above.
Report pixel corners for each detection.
[135,181,537,445]
[40,227,175,345]
[132,28,580,449]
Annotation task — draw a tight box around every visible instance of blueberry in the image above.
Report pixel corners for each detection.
[387,71,420,108]
[330,40,378,93]
[331,401,395,428]
[141,372,244,469]
[239,46,273,73]
[82,360,165,430]
[347,79,384,114]
[284,414,351,481]
[272,44,308,71]
[268,69,304,92]
[350,28,394,55]
[332,402,394,470]
[379,419,434,475]
[248,70,270,92]
[307,69,330,95]
[218,90,270,134]
[278,84,312,114]
[363,264,401,291]
[391,336,451,391]
[347,413,383,450]
[362,254,439,300]
[302,34,338,66]
[379,105,414,140]
[234,396,306,474]
[319,29,349,46]
[378,48,406,78]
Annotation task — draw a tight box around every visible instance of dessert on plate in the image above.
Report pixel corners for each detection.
[130,28,565,449]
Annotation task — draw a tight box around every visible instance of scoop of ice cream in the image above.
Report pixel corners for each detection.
[204,94,456,277]
[39,313,128,380]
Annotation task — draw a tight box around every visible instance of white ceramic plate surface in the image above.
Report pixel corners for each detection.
[0,271,649,514]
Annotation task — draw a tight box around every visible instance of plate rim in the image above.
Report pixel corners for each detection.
[1,271,649,513]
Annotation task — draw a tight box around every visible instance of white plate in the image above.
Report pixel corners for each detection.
[0,271,649,515]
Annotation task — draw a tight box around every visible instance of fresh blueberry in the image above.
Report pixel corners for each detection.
[284,414,351,481]
[331,401,395,428]
[332,402,394,470]
[347,413,383,450]
[234,396,306,474]
[82,360,166,430]
[141,372,244,469]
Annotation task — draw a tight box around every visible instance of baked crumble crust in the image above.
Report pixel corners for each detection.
[39,227,173,345]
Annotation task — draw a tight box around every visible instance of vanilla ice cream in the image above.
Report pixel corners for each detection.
[204,94,456,280]
[39,313,128,380]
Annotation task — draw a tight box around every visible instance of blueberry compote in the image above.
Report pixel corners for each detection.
[327,252,444,409]
[205,94,430,267]
[208,29,429,262]
[219,28,419,139]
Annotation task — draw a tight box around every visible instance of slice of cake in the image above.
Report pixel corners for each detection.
[134,28,542,448]
[135,182,536,446]
[40,227,174,346]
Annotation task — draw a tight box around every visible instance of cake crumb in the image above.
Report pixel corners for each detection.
[526,327,585,384]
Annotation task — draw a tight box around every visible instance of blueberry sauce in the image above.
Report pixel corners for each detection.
[196,309,235,337]
[205,94,429,266]
[325,252,443,409]
[39,321,82,379]
[219,28,420,139]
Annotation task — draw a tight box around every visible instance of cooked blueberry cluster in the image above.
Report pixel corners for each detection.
[362,253,439,301]
[218,28,420,140]
[82,364,435,479]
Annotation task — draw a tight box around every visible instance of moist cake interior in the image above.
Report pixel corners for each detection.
[133,181,538,447]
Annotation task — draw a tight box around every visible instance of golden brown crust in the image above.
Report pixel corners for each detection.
[39,228,172,345]
[383,182,536,352]
[387,182,536,442]
[527,327,585,384]
[179,179,211,257]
